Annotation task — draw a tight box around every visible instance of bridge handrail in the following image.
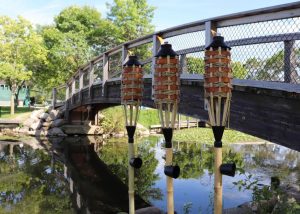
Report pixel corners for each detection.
[52,1,300,106]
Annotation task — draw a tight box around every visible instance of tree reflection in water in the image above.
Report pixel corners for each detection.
[98,137,299,213]
[0,136,297,214]
[98,136,162,203]
[0,143,73,214]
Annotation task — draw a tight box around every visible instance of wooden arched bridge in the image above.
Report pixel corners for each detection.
[53,2,300,151]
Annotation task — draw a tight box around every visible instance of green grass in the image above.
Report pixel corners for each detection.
[173,127,261,144]
[101,106,260,144]
[0,106,33,119]
[138,108,160,128]
[101,106,160,130]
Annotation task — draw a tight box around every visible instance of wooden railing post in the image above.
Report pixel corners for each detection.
[151,35,161,98]
[204,21,217,111]
[122,45,129,64]
[71,78,76,95]
[79,70,84,90]
[180,54,187,74]
[52,87,57,107]
[89,62,94,97]
[66,84,70,100]
[103,54,109,96]
[205,21,217,47]
[71,78,76,104]
[284,40,298,83]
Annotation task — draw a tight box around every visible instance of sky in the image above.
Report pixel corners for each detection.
[0,0,298,30]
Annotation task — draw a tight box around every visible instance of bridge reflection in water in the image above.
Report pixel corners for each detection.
[0,136,298,213]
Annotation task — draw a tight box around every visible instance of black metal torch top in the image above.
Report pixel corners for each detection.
[205,36,231,50]
[155,42,178,57]
[123,55,143,67]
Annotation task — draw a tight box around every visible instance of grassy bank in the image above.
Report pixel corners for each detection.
[173,127,261,144]
[138,108,160,128]
[101,106,260,144]
[0,107,32,119]
[101,106,159,132]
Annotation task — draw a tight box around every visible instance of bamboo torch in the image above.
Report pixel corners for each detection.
[122,55,143,214]
[154,42,180,214]
[204,35,236,214]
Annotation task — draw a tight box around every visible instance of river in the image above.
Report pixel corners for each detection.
[0,136,298,213]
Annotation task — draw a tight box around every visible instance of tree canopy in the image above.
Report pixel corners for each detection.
[33,1,155,91]
[0,16,47,113]
[107,0,155,43]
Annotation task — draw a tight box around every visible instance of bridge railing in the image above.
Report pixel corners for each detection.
[53,2,300,106]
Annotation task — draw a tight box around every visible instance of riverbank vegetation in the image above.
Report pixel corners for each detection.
[0,107,32,119]
[173,127,260,144]
[100,106,260,144]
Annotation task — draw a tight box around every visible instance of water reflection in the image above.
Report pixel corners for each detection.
[98,138,300,213]
[98,137,163,203]
[0,137,298,214]
[0,141,73,214]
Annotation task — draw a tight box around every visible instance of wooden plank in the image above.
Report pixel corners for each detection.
[205,21,217,47]
[176,46,205,55]
[127,36,152,49]
[227,33,300,47]
[102,54,109,96]
[217,7,300,28]
[162,25,205,39]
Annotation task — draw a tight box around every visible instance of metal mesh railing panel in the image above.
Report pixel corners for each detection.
[218,17,300,40]
[218,17,300,83]
[83,70,90,87]
[181,52,205,74]
[164,30,205,51]
[109,51,122,79]
[93,60,103,83]
[129,43,153,75]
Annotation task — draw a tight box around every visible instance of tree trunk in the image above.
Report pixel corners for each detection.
[10,93,14,115]
[10,84,17,115]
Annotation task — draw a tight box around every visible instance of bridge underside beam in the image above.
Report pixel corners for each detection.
[66,78,300,151]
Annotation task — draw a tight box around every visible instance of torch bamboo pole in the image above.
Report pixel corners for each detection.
[130,105,133,126]
[159,103,165,128]
[214,147,223,214]
[166,147,174,214]
[123,105,128,126]
[227,101,231,128]
[171,103,177,128]
[166,103,170,128]
[222,94,230,126]
[134,102,139,126]
[210,96,215,126]
[128,141,135,214]
[207,100,213,125]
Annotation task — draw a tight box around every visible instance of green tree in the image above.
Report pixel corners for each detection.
[107,0,155,44]
[264,50,284,81]
[232,61,247,79]
[54,5,116,54]
[0,16,47,114]
[37,27,91,90]
[186,57,205,74]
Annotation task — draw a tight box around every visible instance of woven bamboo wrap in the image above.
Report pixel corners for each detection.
[121,65,143,105]
[154,56,180,104]
[204,48,232,98]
